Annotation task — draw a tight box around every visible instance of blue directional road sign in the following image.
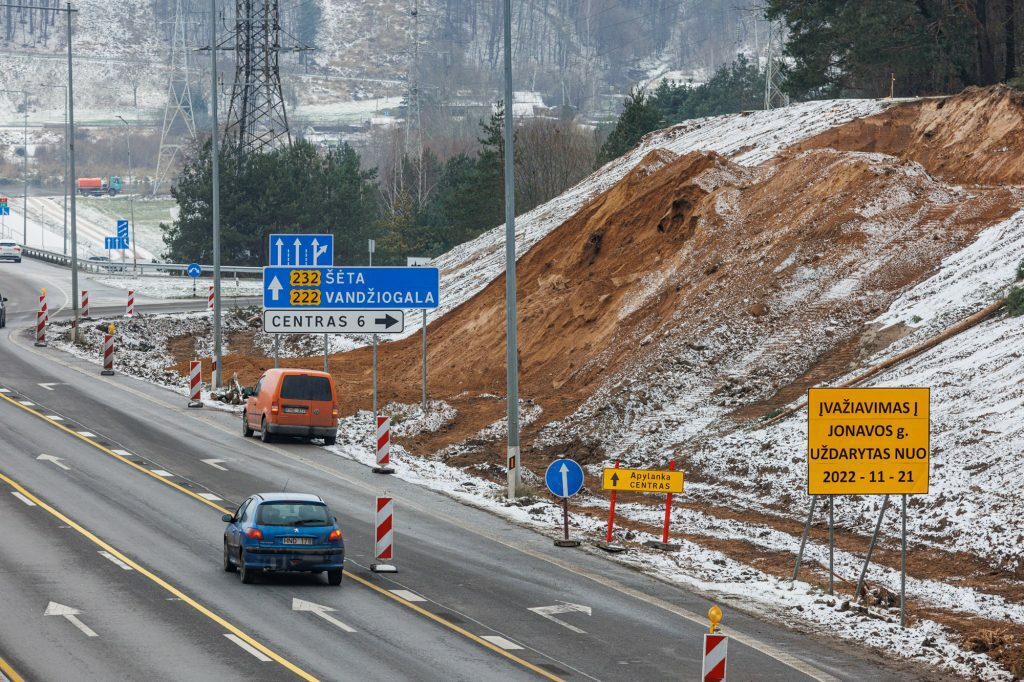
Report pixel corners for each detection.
[117,220,129,240]
[105,236,128,250]
[0,206,8,216]
[545,459,585,498]
[269,233,334,266]
[187,263,202,278]
[263,266,439,310]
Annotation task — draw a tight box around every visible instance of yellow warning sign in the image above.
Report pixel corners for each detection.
[807,388,929,495]
[602,468,684,493]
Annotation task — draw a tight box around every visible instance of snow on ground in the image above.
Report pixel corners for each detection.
[90,274,262,300]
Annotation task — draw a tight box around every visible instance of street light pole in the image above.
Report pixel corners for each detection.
[210,0,222,388]
[22,91,27,245]
[502,0,521,500]
[116,115,136,270]
[67,2,80,342]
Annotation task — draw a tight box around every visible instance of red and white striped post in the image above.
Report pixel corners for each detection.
[187,360,203,408]
[702,606,728,681]
[101,324,115,376]
[207,285,214,310]
[597,459,625,552]
[125,289,135,317]
[34,309,46,347]
[39,288,48,325]
[371,496,397,573]
[80,290,89,318]
[373,415,394,474]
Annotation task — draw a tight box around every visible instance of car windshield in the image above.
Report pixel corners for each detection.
[255,501,331,526]
[280,375,332,401]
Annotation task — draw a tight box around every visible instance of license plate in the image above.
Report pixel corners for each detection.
[282,406,306,414]
[282,537,313,545]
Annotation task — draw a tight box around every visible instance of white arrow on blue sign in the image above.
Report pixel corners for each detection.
[545,459,585,498]
[263,266,439,310]
[187,263,202,278]
[269,234,333,266]
[105,237,128,250]
[117,220,129,240]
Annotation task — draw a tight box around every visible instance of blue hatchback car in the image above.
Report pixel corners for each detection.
[222,493,345,585]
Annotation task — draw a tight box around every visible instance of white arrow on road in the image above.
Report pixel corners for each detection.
[44,601,98,637]
[293,237,302,265]
[268,276,283,301]
[527,603,591,634]
[37,454,70,470]
[275,237,284,265]
[560,462,569,497]
[291,598,356,632]
[37,383,60,391]
[201,458,229,472]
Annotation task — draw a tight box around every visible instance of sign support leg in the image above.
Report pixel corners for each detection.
[828,495,835,596]
[323,333,328,372]
[855,495,888,603]
[791,496,818,585]
[644,459,681,551]
[274,334,280,369]
[598,460,625,553]
[553,496,580,547]
[421,309,427,413]
[901,494,907,628]
[372,333,378,424]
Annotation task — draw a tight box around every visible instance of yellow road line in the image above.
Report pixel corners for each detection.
[0,653,25,682]
[0,391,225,513]
[0,470,318,682]
[0,389,564,682]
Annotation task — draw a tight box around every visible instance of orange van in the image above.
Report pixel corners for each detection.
[242,369,339,445]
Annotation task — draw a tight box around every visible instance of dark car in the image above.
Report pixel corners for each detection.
[222,492,344,585]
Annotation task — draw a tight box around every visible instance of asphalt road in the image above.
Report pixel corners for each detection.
[0,257,947,682]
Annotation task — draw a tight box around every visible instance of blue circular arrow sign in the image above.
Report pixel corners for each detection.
[544,458,584,498]
[187,263,202,278]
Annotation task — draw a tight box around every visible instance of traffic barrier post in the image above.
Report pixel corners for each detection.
[187,360,203,408]
[208,284,214,310]
[371,496,398,573]
[34,309,46,347]
[101,324,116,376]
[126,289,135,317]
[80,290,89,319]
[39,288,48,325]
[596,459,625,552]
[702,605,728,681]
[644,459,681,551]
[373,415,394,474]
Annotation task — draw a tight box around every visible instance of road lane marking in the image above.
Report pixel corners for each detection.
[480,636,523,650]
[37,383,59,391]
[0,385,569,681]
[11,492,36,506]
[389,589,426,602]
[43,601,98,637]
[0,470,319,682]
[17,401,34,407]
[0,388,9,393]
[76,431,96,437]
[45,415,63,421]
[36,454,70,470]
[291,599,357,633]
[150,469,173,477]
[528,604,591,634]
[0,392,228,513]
[0,653,25,682]
[201,458,229,471]
[197,493,222,501]
[224,634,272,662]
[98,551,133,570]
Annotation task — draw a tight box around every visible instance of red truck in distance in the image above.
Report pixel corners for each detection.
[77,176,122,196]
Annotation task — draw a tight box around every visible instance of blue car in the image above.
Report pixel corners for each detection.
[222,492,344,585]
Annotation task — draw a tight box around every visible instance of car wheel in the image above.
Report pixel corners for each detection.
[260,417,273,443]
[323,435,337,446]
[241,411,253,437]
[239,550,255,584]
[223,542,236,572]
[327,569,343,586]
[14,258,20,263]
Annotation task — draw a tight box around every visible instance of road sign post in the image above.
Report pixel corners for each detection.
[371,496,397,573]
[600,462,685,552]
[645,459,681,552]
[408,256,431,413]
[544,458,584,547]
[187,263,202,297]
[598,460,625,553]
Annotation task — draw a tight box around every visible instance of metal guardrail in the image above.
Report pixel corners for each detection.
[21,246,262,277]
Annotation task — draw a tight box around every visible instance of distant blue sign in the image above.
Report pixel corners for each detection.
[0,205,8,216]
[545,459,585,498]
[105,236,128,250]
[269,233,334,266]
[187,263,202,278]
[116,220,129,240]
[262,266,439,310]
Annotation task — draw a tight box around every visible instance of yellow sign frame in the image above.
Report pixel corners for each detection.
[807,387,930,495]
[602,468,684,493]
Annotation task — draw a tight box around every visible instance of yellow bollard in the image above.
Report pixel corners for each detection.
[108,323,116,335]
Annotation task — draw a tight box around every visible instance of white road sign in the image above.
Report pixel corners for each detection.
[263,309,404,334]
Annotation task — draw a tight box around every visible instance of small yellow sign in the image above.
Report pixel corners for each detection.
[602,468,684,493]
[289,269,322,287]
[289,289,322,306]
[807,387,930,495]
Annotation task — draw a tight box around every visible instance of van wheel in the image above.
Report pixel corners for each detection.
[241,411,253,437]
[260,417,273,443]
[323,435,336,446]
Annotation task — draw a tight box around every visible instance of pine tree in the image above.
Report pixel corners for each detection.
[598,86,662,164]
